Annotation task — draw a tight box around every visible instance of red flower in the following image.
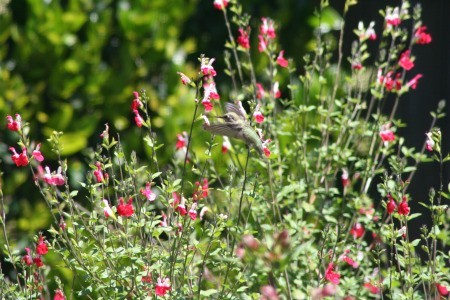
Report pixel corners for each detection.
[276,50,288,68]
[33,256,44,268]
[436,283,449,296]
[36,235,48,255]
[342,255,359,268]
[364,282,380,294]
[32,143,45,162]
[406,74,423,90]
[237,27,250,49]
[256,83,265,99]
[258,35,268,52]
[23,248,33,266]
[9,147,29,167]
[188,202,198,220]
[213,0,228,10]
[398,50,414,71]
[350,223,365,239]
[201,98,213,112]
[117,197,134,217]
[221,136,231,154]
[6,114,21,131]
[386,194,397,214]
[176,132,188,150]
[133,109,144,127]
[341,169,350,188]
[176,196,187,216]
[398,197,410,216]
[272,81,281,99]
[425,132,435,152]
[43,166,66,186]
[325,263,340,285]
[260,18,276,39]
[53,289,66,300]
[93,162,104,183]
[155,277,171,296]
[200,57,216,77]
[415,26,432,45]
[379,125,395,145]
[385,7,401,27]
[131,91,143,110]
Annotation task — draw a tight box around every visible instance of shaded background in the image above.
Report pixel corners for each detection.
[0,0,448,287]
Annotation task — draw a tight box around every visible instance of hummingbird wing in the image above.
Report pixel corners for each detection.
[225,103,247,121]
[203,122,243,139]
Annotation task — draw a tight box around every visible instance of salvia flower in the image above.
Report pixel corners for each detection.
[9,147,29,167]
[398,50,414,71]
[425,132,435,151]
[350,223,365,239]
[406,74,423,90]
[203,81,220,100]
[176,132,188,150]
[131,91,143,110]
[379,124,395,146]
[398,196,410,216]
[23,247,33,266]
[253,104,265,124]
[260,17,276,39]
[256,83,265,100]
[213,0,228,10]
[386,194,397,214]
[276,50,288,68]
[100,123,109,139]
[436,283,449,296]
[363,282,380,294]
[188,202,198,220]
[385,7,401,27]
[237,27,250,49]
[140,182,157,201]
[93,162,105,183]
[160,212,168,227]
[200,207,209,220]
[222,136,231,154]
[176,196,187,216]
[44,166,65,186]
[133,109,144,128]
[32,144,44,162]
[53,289,66,300]
[200,57,216,77]
[325,263,340,285]
[258,35,268,52]
[155,277,171,296]
[358,21,377,41]
[177,72,191,85]
[102,199,114,218]
[117,197,134,217]
[6,114,21,131]
[33,256,44,268]
[36,235,48,255]
[272,81,281,99]
[262,139,271,158]
[341,169,350,188]
[414,26,432,45]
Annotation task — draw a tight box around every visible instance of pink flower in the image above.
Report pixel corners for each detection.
[256,83,265,100]
[415,26,432,45]
[398,50,414,71]
[200,207,209,220]
[379,124,395,146]
[100,123,109,139]
[385,7,401,27]
[436,283,449,296]
[237,27,250,49]
[155,277,171,296]
[32,144,44,162]
[276,50,288,68]
[272,81,281,99]
[160,213,168,227]
[176,132,188,150]
[342,255,359,268]
[253,104,264,124]
[386,194,397,214]
[260,17,276,39]
[200,57,216,77]
[258,35,268,52]
[222,136,231,154]
[398,197,410,216]
[203,81,220,100]
[352,62,362,70]
[358,21,377,41]
[93,162,104,183]
[406,74,423,90]
[117,197,134,217]
[33,256,44,268]
[36,235,48,255]
[262,139,271,158]
[131,91,143,110]
[325,263,340,285]
[53,289,66,300]
[133,109,144,128]
[102,199,114,218]
[6,114,21,131]
[188,202,198,220]
[44,166,65,186]
[176,196,187,216]
[23,247,33,266]
[425,132,435,152]
[350,223,365,239]
[364,282,380,294]
[213,0,228,10]
[341,169,350,188]
[140,182,157,201]
[260,285,279,300]
[9,147,29,167]
[202,99,213,112]
[378,70,402,91]
[177,72,191,85]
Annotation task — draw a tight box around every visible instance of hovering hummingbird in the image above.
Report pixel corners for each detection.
[203,102,264,156]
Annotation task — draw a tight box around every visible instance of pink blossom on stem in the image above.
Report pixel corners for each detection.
[6,114,21,131]
[140,182,156,201]
[272,81,281,99]
[131,91,143,110]
[102,199,114,218]
[358,21,377,41]
[133,109,144,128]
[176,196,187,216]
[350,223,365,239]
[155,277,171,296]
[44,166,65,186]
[262,139,271,158]
[213,0,228,10]
[425,132,435,151]
[260,17,276,39]
[276,50,288,68]
[406,74,423,90]
[414,26,432,45]
[253,104,264,124]
[258,35,268,52]
[9,147,29,167]
[177,72,191,85]
[256,83,265,100]
[222,136,231,154]
[93,162,104,183]
[398,50,414,71]
[364,282,380,294]
[200,207,209,220]
[385,7,401,27]
[176,132,188,150]
[386,194,397,214]
[379,124,395,146]
[201,99,213,112]
[31,143,44,162]
[201,57,216,77]
[341,169,350,188]
[36,235,48,255]
[117,197,134,217]
[203,81,220,100]
[325,263,340,285]
[188,202,198,220]
[100,123,109,139]
[237,27,250,49]
[23,248,33,266]
[436,283,449,296]
[33,256,44,267]
[53,289,66,300]
[398,196,410,216]
[160,212,168,227]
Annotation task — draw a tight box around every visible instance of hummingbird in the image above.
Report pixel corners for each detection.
[203,102,264,156]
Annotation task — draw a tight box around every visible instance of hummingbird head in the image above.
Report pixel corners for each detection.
[219,112,242,123]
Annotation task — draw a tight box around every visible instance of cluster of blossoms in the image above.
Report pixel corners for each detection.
[22,234,49,268]
[6,115,66,186]
[386,194,410,216]
[131,91,145,128]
